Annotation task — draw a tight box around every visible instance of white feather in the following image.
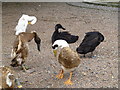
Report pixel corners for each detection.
[11,49,16,58]
[17,58,22,65]
[61,66,76,73]
[6,73,13,87]
[15,14,37,35]
[52,40,69,49]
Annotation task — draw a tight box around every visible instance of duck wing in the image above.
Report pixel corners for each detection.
[76,31,104,54]
[85,31,104,42]
[59,31,79,43]
[19,32,35,42]
[77,34,100,54]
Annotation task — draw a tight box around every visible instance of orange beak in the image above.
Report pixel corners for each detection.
[28,21,31,24]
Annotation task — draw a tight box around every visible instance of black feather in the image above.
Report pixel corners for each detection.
[76,31,104,56]
[34,33,41,51]
[52,24,79,44]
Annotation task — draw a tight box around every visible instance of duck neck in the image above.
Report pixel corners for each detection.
[33,32,37,39]
[55,26,59,32]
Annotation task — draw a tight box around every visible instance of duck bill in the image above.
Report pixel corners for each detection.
[15,78,22,88]
[28,21,31,24]
[62,27,66,30]
[53,50,57,57]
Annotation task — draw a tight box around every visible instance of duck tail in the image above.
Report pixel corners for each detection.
[71,36,79,42]
[99,34,104,42]
[75,36,79,41]
[76,47,83,54]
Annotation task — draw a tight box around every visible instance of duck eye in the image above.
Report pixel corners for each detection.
[52,44,58,49]
[9,74,15,80]
[52,46,55,49]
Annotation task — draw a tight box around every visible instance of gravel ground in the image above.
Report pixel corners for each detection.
[2,2,118,88]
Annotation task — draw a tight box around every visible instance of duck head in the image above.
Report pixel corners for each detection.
[32,31,41,52]
[2,66,22,88]
[22,14,37,25]
[52,40,69,57]
[55,24,66,31]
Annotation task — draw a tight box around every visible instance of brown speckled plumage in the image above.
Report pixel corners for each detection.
[0,66,15,89]
[59,47,80,69]
[11,31,41,67]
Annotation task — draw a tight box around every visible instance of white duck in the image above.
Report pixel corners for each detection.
[15,14,37,35]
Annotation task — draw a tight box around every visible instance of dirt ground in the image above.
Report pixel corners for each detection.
[2,2,118,88]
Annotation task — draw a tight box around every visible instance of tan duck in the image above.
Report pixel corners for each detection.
[52,40,80,85]
[11,31,41,72]
[0,66,22,89]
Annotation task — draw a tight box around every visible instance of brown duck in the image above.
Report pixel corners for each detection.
[10,31,41,72]
[0,66,22,89]
[52,40,80,85]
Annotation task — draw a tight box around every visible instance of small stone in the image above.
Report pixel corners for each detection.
[25,81,28,82]
[112,76,114,79]
[29,83,32,85]
[96,75,99,78]
[82,72,87,76]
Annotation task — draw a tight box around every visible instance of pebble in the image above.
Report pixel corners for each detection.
[92,55,97,58]
[29,83,32,85]
[47,70,51,74]
[112,76,114,79]
[82,72,87,76]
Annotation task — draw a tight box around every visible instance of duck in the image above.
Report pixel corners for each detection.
[10,31,41,72]
[0,66,22,89]
[15,14,37,35]
[51,24,79,44]
[76,31,104,57]
[52,40,80,85]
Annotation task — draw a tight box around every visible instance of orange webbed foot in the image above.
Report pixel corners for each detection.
[56,73,64,79]
[64,79,73,85]
[56,69,64,79]
[64,72,73,85]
